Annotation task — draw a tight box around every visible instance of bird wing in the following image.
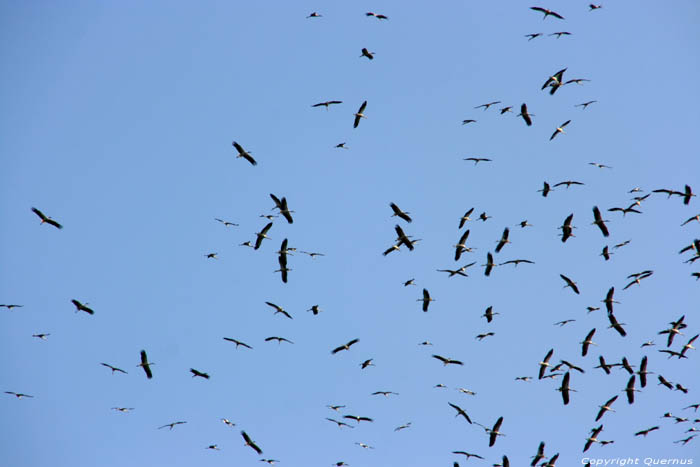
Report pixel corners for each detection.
[269,194,283,209]
[232,141,245,154]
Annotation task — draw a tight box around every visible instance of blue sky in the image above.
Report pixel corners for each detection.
[1,1,699,466]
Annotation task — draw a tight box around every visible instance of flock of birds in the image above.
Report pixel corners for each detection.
[4,3,700,467]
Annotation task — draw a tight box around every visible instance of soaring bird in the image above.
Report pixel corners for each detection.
[223,337,253,349]
[190,368,210,379]
[560,214,575,242]
[602,287,618,314]
[488,416,505,447]
[326,418,355,429]
[417,288,434,312]
[495,228,510,253]
[344,415,373,423]
[453,451,484,460]
[596,396,618,421]
[312,100,342,109]
[432,354,463,366]
[635,426,659,437]
[241,430,263,455]
[215,218,239,227]
[531,7,565,20]
[531,442,546,466]
[437,263,474,277]
[624,375,638,404]
[232,141,257,166]
[265,336,294,345]
[31,207,63,229]
[138,350,153,379]
[475,101,501,110]
[558,371,573,405]
[539,349,554,379]
[390,203,412,223]
[360,48,374,60]
[576,100,597,109]
[482,306,499,323]
[607,313,627,337]
[549,31,571,38]
[307,12,322,18]
[589,4,603,10]
[538,181,552,197]
[464,157,492,165]
[0,304,23,310]
[541,68,567,94]
[483,252,495,276]
[448,402,472,423]
[254,222,273,250]
[158,421,187,430]
[332,338,360,354]
[584,425,604,452]
[592,206,610,237]
[5,391,33,399]
[550,120,571,140]
[518,103,534,126]
[637,356,651,387]
[525,32,543,40]
[454,229,472,260]
[265,302,292,320]
[581,329,597,357]
[101,363,127,374]
[270,194,294,224]
[71,299,94,315]
[560,274,580,294]
[353,101,368,128]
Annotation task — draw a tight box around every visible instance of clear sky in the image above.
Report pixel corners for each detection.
[2,1,699,466]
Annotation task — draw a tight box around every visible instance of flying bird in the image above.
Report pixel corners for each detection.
[560,274,580,294]
[541,68,567,94]
[558,371,573,405]
[158,421,187,430]
[223,337,253,349]
[31,207,63,229]
[417,288,434,312]
[254,222,273,250]
[576,100,597,109]
[5,391,33,399]
[530,7,565,20]
[270,194,294,224]
[241,430,263,455]
[483,252,495,276]
[312,100,342,109]
[101,363,127,374]
[596,396,618,421]
[232,141,257,166]
[360,48,374,60]
[71,299,94,315]
[214,218,238,227]
[463,157,492,165]
[550,120,571,140]
[190,368,210,379]
[581,329,597,356]
[432,354,463,366]
[332,338,360,354]
[488,416,505,447]
[475,101,501,110]
[138,350,153,379]
[353,101,368,128]
[624,375,638,404]
[525,32,543,40]
[592,206,610,237]
[390,203,412,223]
[518,103,534,126]
[539,349,554,379]
[448,402,472,423]
[454,229,473,260]
[495,228,510,253]
[265,336,294,345]
[560,213,575,242]
[265,302,292,320]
